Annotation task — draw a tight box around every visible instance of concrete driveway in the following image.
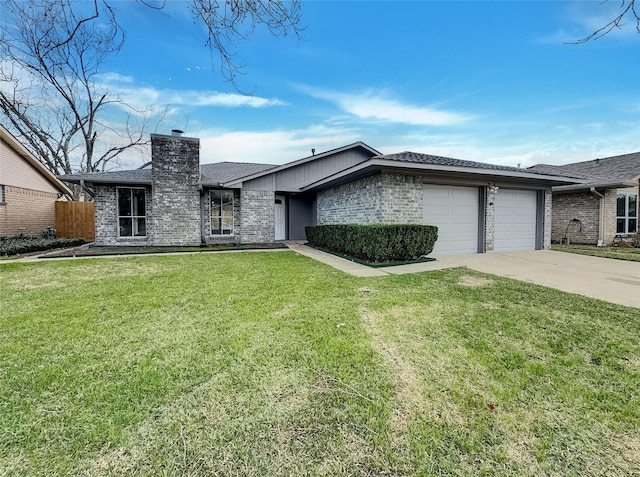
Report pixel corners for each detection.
[287,244,639,308]
[388,250,640,308]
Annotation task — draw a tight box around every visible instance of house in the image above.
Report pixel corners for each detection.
[530,153,639,246]
[58,131,579,255]
[0,124,73,237]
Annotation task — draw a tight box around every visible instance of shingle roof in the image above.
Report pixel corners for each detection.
[58,169,152,185]
[58,162,275,186]
[200,162,275,185]
[377,151,554,176]
[529,152,640,183]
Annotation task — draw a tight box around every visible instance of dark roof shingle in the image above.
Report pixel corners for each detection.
[529,152,640,183]
[59,161,276,186]
[377,151,551,175]
[200,162,275,185]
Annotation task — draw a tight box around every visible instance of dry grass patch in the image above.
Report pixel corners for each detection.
[458,274,494,287]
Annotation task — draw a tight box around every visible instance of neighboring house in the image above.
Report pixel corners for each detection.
[0,124,73,238]
[530,153,639,246]
[58,131,579,255]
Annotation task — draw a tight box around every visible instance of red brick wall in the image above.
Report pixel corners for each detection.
[0,185,58,237]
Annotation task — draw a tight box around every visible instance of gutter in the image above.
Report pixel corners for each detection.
[590,187,605,246]
[554,180,636,192]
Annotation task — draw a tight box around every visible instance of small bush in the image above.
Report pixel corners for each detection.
[0,236,85,256]
[305,224,438,263]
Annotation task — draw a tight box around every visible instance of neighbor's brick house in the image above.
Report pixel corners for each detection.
[530,153,639,245]
[0,124,72,237]
[59,131,579,255]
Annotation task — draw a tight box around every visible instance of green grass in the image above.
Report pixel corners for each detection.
[552,244,640,262]
[1,252,638,476]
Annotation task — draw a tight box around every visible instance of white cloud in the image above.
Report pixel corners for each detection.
[299,85,474,126]
[97,74,286,111]
[196,124,361,164]
[539,1,640,44]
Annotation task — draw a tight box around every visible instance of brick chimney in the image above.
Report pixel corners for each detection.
[150,133,201,246]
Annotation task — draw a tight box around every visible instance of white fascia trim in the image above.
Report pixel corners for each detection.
[300,159,583,191]
[553,181,636,192]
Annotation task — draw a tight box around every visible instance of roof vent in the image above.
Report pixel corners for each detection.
[311,148,316,156]
[171,129,184,137]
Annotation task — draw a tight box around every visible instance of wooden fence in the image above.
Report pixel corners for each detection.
[55,201,95,241]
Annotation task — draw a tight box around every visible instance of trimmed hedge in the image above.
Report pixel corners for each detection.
[0,236,86,256]
[305,224,438,263]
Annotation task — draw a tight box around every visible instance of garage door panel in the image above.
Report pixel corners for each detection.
[494,189,537,252]
[423,184,479,255]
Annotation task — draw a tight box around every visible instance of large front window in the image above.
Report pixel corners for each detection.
[118,187,146,237]
[617,193,638,234]
[211,190,234,235]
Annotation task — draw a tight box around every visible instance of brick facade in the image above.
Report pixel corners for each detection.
[150,134,201,246]
[0,185,58,237]
[602,189,619,246]
[551,188,637,246]
[551,191,600,244]
[240,189,275,243]
[94,185,153,246]
[379,174,423,223]
[543,187,552,249]
[484,187,497,251]
[317,173,423,225]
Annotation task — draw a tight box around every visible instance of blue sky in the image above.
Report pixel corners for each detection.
[100,0,639,168]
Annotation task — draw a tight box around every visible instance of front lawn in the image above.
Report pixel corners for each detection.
[552,244,640,262]
[1,252,638,476]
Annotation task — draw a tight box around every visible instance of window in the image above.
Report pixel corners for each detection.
[211,190,234,235]
[617,193,638,234]
[117,188,146,237]
[0,185,4,203]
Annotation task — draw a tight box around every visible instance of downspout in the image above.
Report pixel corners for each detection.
[590,187,604,246]
[199,184,205,245]
[79,179,95,199]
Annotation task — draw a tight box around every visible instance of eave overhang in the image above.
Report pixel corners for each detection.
[300,159,585,192]
[553,180,638,193]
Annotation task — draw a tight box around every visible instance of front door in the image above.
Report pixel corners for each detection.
[275,195,286,240]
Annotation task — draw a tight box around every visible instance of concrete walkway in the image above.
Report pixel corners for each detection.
[286,243,640,308]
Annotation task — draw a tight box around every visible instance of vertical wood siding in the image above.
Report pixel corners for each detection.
[55,201,95,241]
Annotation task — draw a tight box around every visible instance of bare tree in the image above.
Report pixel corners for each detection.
[0,0,303,176]
[0,0,157,175]
[189,0,304,87]
[571,0,640,43]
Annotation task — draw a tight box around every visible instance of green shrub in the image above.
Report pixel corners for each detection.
[0,236,85,256]
[305,224,438,263]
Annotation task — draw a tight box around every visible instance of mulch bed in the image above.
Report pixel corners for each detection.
[41,242,288,258]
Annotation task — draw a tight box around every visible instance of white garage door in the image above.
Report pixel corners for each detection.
[494,189,537,252]
[423,184,479,255]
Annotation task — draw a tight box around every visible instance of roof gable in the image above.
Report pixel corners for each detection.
[221,142,381,187]
[1,125,72,195]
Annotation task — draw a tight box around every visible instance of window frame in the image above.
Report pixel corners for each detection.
[616,192,638,234]
[117,187,147,238]
[210,189,234,236]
